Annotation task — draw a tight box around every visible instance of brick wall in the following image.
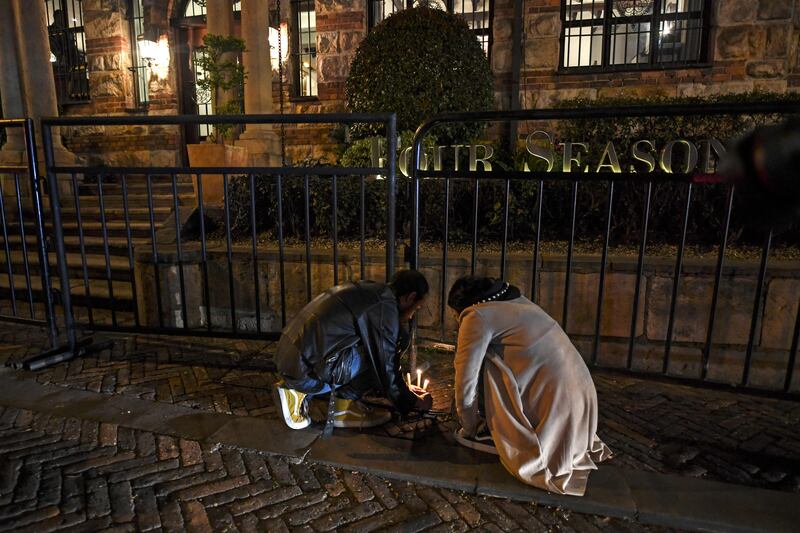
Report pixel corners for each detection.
[58,0,800,165]
[272,0,368,162]
[504,0,800,112]
[61,0,180,166]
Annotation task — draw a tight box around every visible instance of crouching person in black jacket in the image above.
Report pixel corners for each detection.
[275,270,433,430]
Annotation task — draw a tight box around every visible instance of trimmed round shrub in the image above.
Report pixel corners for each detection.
[345,5,493,142]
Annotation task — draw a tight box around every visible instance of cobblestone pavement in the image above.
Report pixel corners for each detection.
[3,324,800,494]
[0,405,672,532]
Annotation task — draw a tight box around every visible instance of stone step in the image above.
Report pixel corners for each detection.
[71,193,194,209]
[0,250,132,281]
[0,273,134,311]
[78,181,195,196]
[18,205,173,220]
[6,220,154,239]
[4,234,143,256]
[59,205,173,222]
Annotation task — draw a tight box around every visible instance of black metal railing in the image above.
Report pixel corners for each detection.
[41,113,398,343]
[0,119,58,344]
[3,104,798,394]
[409,102,800,397]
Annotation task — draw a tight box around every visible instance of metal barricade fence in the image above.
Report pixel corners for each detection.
[40,113,398,346]
[408,102,800,397]
[0,119,58,346]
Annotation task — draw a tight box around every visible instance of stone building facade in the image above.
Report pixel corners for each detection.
[288,0,800,160]
[3,0,799,165]
[501,0,800,109]
[60,0,181,167]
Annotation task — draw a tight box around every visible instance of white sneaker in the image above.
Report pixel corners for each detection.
[276,384,311,430]
[454,425,498,455]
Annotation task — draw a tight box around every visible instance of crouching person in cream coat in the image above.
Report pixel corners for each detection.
[448,276,612,496]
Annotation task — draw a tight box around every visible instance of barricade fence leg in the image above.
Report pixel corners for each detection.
[10,122,111,370]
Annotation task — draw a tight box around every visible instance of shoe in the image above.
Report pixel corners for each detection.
[333,398,392,428]
[454,425,498,455]
[276,384,311,430]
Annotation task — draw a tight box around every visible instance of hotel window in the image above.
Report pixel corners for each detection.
[192,47,214,140]
[128,0,149,109]
[45,0,90,105]
[293,0,317,97]
[561,0,709,70]
[181,0,241,17]
[370,1,492,56]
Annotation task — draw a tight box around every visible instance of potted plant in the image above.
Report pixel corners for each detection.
[186,33,248,206]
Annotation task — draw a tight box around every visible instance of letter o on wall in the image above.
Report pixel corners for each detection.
[659,140,699,174]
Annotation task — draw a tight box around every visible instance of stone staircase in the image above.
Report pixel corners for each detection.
[0,174,195,323]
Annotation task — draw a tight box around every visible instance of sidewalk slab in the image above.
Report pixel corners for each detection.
[0,367,315,451]
[622,468,800,533]
[307,430,490,493]
[307,430,638,519]
[206,417,322,459]
[0,367,796,532]
[8,328,798,495]
[475,458,637,520]
[309,431,800,533]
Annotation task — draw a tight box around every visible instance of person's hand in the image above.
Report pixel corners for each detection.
[411,387,433,411]
[408,384,426,395]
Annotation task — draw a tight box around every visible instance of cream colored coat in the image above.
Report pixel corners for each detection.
[455,296,612,496]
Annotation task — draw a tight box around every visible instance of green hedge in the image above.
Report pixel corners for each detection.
[345,4,492,143]
[227,92,799,248]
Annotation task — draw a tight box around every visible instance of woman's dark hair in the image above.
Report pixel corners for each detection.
[447,276,496,313]
[389,270,429,300]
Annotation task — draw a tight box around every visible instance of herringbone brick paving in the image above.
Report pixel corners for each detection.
[3,324,800,493]
[0,406,670,532]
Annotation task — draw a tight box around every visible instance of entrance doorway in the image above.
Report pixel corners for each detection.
[172,1,243,147]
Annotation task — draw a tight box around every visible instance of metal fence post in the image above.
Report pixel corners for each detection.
[386,114,397,281]
[22,119,59,346]
[41,123,77,351]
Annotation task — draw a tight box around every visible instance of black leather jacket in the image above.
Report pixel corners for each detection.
[275,280,418,414]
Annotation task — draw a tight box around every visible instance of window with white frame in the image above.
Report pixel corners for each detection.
[370,1,492,56]
[192,47,214,140]
[293,0,317,97]
[560,0,709,70]
[182,0,241,18]
[128,0,149,109]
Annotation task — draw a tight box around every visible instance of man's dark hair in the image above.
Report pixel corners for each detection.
[389,270,429,300]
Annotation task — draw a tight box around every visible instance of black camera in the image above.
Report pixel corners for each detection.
[719,118,800,229]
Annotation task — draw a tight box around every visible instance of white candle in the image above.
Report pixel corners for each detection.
[406,372,412,386]
[416,369,422,388]
[423,378,429,391]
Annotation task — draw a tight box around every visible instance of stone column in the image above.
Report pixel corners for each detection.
[236,0,280,165]
[206,0,234,38]
[6,0,78,165]
[0,0,28,165]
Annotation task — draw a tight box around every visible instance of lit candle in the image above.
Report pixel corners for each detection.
[423,378,429,391]
[406,372,412,387]
[416,369,422,388]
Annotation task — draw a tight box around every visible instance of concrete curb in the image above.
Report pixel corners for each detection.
[0,368,796,532]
